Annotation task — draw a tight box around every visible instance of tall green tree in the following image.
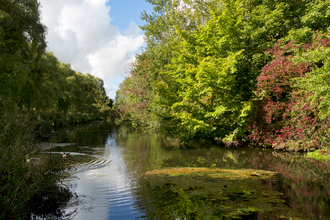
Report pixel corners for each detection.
[0,0,47,104]
[156,0,248,142]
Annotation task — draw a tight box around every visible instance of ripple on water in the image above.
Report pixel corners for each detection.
[39,152,112,173]
[70,154,112,173]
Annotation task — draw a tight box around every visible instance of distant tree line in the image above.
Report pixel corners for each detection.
[0,0,113,133]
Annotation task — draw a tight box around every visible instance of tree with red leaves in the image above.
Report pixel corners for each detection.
[248,32,330,151]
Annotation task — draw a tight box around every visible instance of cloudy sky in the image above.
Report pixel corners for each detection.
[38,0,153,99]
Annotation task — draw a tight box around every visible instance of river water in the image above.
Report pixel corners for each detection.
[45,122,330,219]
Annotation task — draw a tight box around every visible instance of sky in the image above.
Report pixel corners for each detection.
[38,0,154,99]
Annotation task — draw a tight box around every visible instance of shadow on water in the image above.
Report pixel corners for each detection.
[43,122,330,219]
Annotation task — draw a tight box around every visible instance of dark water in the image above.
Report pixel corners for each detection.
[45,122,330,219]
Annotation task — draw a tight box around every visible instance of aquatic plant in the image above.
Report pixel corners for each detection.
[140,167,307,219]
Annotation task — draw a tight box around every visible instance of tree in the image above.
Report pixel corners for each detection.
[93,81,114,120]
[155,0,250,142]
[0,0,47,104]
[117,0,330,145]
[115,52,159,127]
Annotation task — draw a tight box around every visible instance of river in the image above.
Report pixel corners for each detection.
[44,122,330,219]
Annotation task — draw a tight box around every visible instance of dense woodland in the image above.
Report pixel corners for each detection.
[116,0,330,152]
[0,0,112,218]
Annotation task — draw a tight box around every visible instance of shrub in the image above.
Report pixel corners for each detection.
[248,32,330,151]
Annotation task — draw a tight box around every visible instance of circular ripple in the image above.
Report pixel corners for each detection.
[71,154,112,173]
[39,152,112,173]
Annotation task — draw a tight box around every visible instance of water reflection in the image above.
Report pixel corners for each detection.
[47,123,330,219]
[48,124,144,219]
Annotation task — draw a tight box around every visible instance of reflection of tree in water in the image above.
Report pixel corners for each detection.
[50,122,115,146]
[255,152,330,219]
[244,151,330,219]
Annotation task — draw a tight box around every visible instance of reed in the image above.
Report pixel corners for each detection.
[0,102,75,220]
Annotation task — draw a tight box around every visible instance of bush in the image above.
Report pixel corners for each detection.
[248,32,330,151]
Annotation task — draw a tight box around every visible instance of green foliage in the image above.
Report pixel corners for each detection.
[23,51,111,132]
[110,0,330,153]
[1,0,110,128]
[0,0,47,104]
[93,86,114,120]
[302,0,330,31]
[306,149,330,162]
[156,0,251,142]
[118,0,330,145]
[0,99,75,219]
[292,34,330,119]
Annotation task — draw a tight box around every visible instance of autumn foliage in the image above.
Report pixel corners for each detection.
[248,34,330,151]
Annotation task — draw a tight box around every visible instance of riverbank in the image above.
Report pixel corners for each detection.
[0,136,75,219]
[0,107,96,219]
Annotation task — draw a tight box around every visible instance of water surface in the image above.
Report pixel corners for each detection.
[46,122,330,219]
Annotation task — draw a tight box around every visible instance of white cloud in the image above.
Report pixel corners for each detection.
[87,28,144,80]
[39,0,144,89]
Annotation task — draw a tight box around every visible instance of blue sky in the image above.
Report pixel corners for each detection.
[39,0,154,99]
[107,0,153,30]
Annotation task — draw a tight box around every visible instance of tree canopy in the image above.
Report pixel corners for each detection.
[0,0,113,131]
[116,0,330,149]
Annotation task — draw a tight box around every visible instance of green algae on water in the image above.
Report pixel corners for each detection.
[141,168,307,219]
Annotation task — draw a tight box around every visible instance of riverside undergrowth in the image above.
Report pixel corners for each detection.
[0,101,76,220]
